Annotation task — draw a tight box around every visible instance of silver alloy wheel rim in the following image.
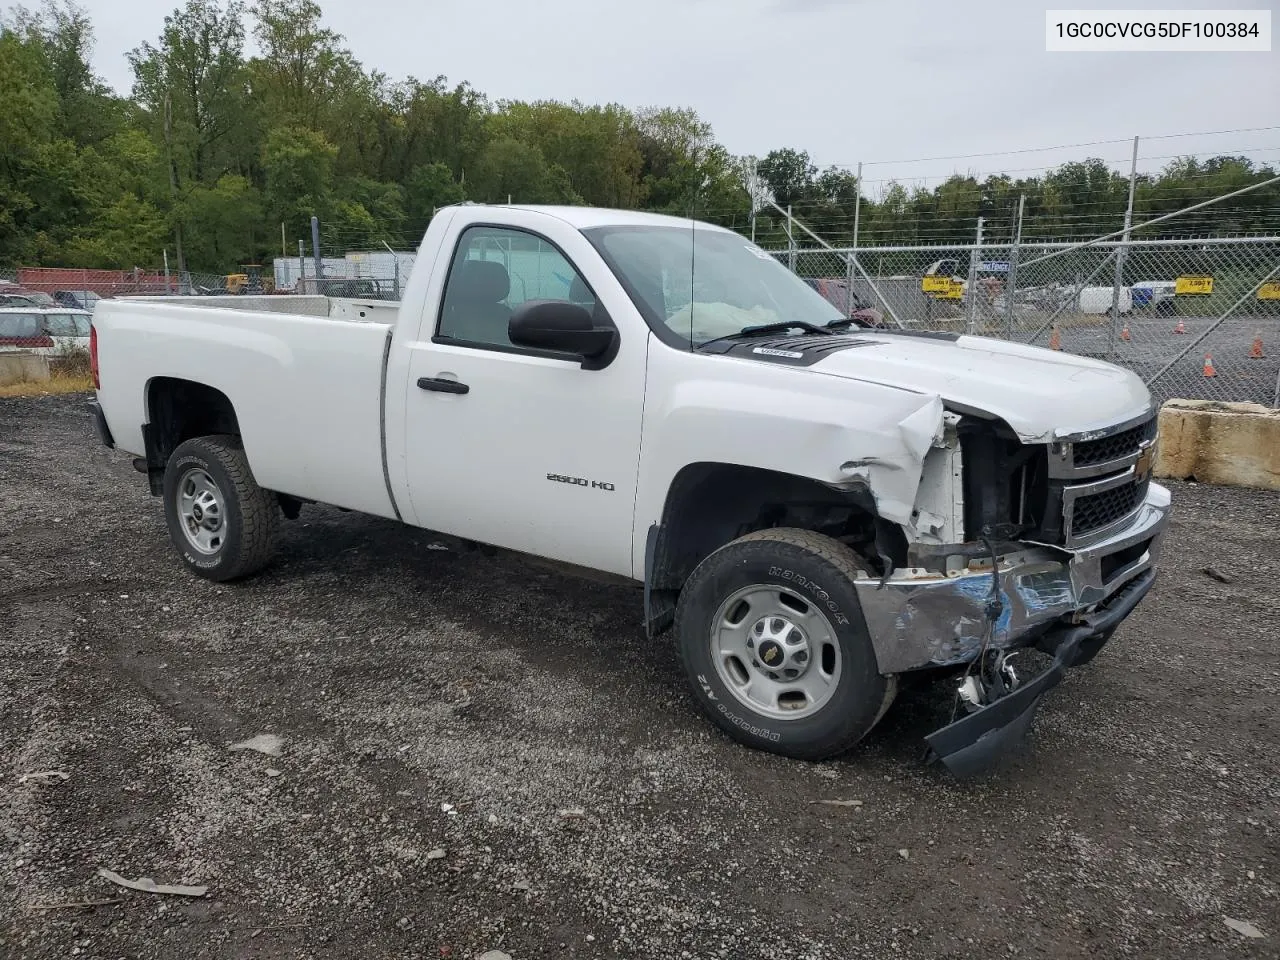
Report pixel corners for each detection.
[709,583,843,721]
[176,467,226,555]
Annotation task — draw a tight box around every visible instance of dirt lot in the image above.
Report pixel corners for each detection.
[1045,314,1280,406]
[1,394,1278,960]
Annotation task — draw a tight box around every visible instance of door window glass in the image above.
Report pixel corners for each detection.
[0,314,41,338]
[43,313,90,336]
[438,226,595,346]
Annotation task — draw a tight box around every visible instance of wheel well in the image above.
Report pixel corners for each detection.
[648,463,901,596]
[142,378,240,494]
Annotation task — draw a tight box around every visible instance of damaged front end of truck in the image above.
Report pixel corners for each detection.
[842,398,1170,777]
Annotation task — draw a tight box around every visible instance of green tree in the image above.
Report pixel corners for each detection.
[181,174,262,270]
[7,1,124,146]
[385,78,489,184]
[0,25,58,260]
[935,175,981,237]
[404,162,464,224]
[327,175,404,248]
[262,125,336,239]
[129,0,253,274]
[250,0,360,129]
[472,137,581,205]
[129,0,251,185]
[688,146,752,229]
[62,193,168,267]
[1042,158,1125,239]
[757,148,817,209]
[491,100,642,207]
[636,106,714,212]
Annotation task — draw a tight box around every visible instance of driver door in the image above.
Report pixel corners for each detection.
[400,218,647,578]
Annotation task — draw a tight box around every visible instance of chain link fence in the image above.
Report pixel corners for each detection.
[6,187,1280,406]
[764,235,1280,406]
[0,264,407,302]
[0,264,406,357]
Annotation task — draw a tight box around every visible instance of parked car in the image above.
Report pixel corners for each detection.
[0,307,92,353]
[0,287,56,307]
[53,290,103,312]
[803,278,887,328]
[89,204,1169,774]
[0,293,47,308]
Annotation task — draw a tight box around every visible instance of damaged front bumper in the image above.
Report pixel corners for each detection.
[854,482,1171,774]
[921,567,1154,775]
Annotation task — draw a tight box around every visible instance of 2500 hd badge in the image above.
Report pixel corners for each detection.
[547,473,615,491]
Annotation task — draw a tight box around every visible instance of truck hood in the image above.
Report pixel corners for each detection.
[810,332,1153,442]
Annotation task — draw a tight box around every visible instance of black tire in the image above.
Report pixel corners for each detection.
[162,434,278,582]
[675,528,896,761]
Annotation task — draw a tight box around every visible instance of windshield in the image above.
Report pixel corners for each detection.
[583,224,844,347]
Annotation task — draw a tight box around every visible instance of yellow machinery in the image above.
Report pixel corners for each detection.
[226,265,272,295]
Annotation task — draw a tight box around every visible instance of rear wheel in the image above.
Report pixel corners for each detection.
[675,528,896,761]
[162,435,278,582]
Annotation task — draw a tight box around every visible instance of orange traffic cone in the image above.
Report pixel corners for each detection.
[1202,353,1217,378]
[1249,330,1265,359]
[1120,320,1131,342]
[1049,324,1061,351]
[1173,319,1187,335]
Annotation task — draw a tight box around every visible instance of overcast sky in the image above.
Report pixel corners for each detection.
[73,0,1280,193]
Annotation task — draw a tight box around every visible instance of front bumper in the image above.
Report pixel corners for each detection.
[855,482,1171,675]
[922,567,1154,776]
[854,483,1170,776]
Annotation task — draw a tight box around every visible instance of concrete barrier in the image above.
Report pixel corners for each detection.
[1155,399,1280,490]
[0,352,51,387]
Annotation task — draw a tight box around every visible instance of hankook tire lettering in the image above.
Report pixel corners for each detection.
[768,566,850,625]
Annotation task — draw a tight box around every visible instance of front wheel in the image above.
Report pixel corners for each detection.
[162,435,278,582]
[675,528,896,761]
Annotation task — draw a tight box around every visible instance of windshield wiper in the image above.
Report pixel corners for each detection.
[739,320,831,337]
[822,317,870,331]
[698,320,832,351]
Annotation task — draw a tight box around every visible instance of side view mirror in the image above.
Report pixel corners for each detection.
[509,299,617,362]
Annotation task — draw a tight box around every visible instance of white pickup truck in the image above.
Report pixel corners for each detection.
[89,203,1170,774]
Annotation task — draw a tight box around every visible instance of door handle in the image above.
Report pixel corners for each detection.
[417,377,469,395]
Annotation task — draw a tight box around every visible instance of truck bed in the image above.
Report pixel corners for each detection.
[126,294,402,324]
[93,296,399,518]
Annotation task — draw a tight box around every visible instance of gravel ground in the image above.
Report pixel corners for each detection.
[1,393,1278,960]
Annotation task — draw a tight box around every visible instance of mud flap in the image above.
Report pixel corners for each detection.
[643,524,676,638]
[88,400,114,449]
[923,633,1082,778]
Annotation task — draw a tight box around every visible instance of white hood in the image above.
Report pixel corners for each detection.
[811,333,1153,442]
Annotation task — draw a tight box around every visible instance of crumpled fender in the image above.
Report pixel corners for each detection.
[631,353,947,576]
[833,395,945,524]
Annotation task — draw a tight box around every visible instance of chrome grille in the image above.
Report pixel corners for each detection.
[1047,413,1159,546]
[1070,476,1151,538]
[1072,418,1158,468]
